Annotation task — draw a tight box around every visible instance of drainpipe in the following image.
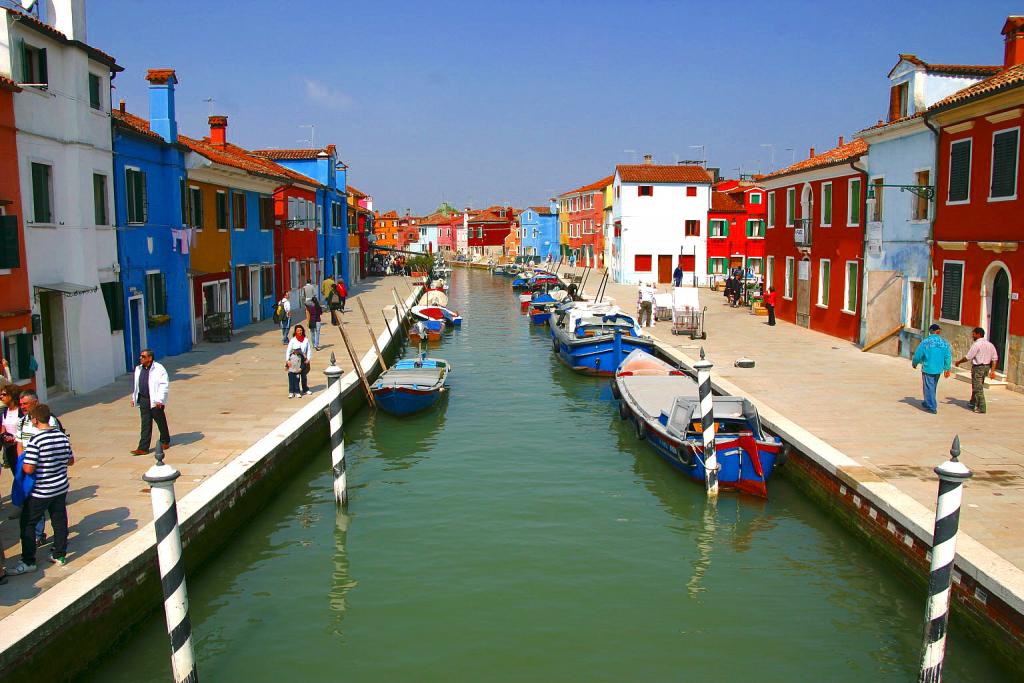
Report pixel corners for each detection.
[922,111,941,335]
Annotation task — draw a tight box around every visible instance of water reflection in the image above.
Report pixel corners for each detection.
[366,405,447,472]
[329,508,355,619]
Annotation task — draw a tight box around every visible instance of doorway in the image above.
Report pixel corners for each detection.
[658,255,672,284]
[249,268,261,323]
[796,257,811,328]
[127,295,146,371]
[987,267,1010,373]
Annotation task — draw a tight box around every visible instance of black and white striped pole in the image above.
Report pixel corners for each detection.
[919,435,972,683]
[694,348,719,497]
[142,442,198,683]
[324,352,347,506]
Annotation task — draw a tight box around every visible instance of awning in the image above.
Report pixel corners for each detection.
[34,282,98,297]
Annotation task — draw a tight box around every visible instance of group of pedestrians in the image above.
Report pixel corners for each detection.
[275,276,349,398]
[912,324,999,415]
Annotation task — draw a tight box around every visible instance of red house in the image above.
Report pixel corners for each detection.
[0,76,34,389]
[928,16,1024,388]
[707,180,767,283]
[467,206,515,257]
[558,176,612,267]
[761,138,868,342]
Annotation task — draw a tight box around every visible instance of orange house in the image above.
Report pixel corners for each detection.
[374,209,399,249]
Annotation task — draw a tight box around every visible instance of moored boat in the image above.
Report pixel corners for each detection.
[549,302,653,375]
[411,304,463,327]
[409,319,443,344]
[527,292,559,324]
[371,356,451,416]
[612,349,786,497]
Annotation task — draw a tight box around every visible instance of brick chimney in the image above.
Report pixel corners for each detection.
[838,135,845,147]
[809,147,816,158]
[1002,16,1024,68]
[643,154,653,165]
[145,69,178,144]
[209,115,228,147]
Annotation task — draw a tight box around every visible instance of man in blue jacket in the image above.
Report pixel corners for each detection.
[912,323,952,414]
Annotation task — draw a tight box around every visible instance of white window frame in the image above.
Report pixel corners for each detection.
[189,185,203,231]
[784,256,794,300]
[767,191,775,228]
[289,258,299,290]
[766,255,775,291]
[817,258,831,308]
[747,257,763,274]
[708,257,727,275]
[820,181,832,227]
[847,178,862,227]
[746,219,764,239]
[988,126,1020,202]
[709,219,728,237]
[946,138,972,206]
[125,165,148,225]
[939,259,965,324]
[215,189,228,231]
[749,191,762,205]
[786,187,795,227]
[842,260,858,315]
[869,175,885,223]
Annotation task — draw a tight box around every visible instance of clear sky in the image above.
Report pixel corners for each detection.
[89,0,1018,214]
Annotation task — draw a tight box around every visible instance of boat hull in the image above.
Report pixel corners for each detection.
[372,386,446,416]
[552,332,654,376]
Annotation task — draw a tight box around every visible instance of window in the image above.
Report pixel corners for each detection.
[261,265,273,297]
[817,259,831,306]
[93,173,108,225]
[0,214,19,269]
[235,265,249,303]
[908,280,925,330]
[709,219,729,237]
[317,205,323,232]
[126,167,147,224]
[766,256,775,290]
[747,257,763,275]
[615,185,620,198]
[634,254,652,271]
[889,82,909,121]
[2,332,34,380]
[940,261,963,322]
[638,185,653,197]
[948,139,971,203]
[88,73,102,110]
[30,162,53,223]
[990,128,1019,199]
[821,182,832,226]
[786,187,795,226]
[100,281,124,331]
[749,192,762,205]
[216,191,227,230]
[913,170,930,220]
[231,192,247,230]
[259,196,273,231]
[686,186,697,197]
[871,178,884,221]
[684,220,700,237]
[784,257,795,299]
[746,219,765,238]
[145,272,167,316]
[767,192,775,227]
[179,178,187,226]
[843,261,858,314]
[289,260,299,290]
[708,257,727,274]
[188,187,203,229]
[21,43,47,87]
[848,178,862,225]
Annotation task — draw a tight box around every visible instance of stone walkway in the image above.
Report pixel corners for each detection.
[0,275,418,618]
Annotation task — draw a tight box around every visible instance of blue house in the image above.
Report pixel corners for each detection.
[252,145,349,287]
[112,68,191,370]
[518,203,559,261]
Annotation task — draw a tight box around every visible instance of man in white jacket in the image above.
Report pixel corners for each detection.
[130,349,170,455]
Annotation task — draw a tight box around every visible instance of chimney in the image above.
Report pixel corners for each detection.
[643,154,653,165]
[118,99,125,113]
[48,0,87,42]
[1002,16,1024,68]
[145,69,178,144]
[838,135,845,147]
[809,147,816,158]
[209,115,228,147]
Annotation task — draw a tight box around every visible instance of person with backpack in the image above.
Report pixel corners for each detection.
[275,294,292,344]
[285,324,313,398]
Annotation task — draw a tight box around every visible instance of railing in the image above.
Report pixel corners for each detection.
[793,218,812,247]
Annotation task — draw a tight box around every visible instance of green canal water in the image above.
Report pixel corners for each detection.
[81,269,1006,682]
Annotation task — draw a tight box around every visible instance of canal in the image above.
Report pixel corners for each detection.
[80,269,1005,682]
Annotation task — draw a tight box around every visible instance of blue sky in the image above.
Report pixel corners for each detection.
[90,0,1018,214]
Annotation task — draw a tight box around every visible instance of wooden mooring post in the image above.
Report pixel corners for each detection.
[337,323,376,408]
[356,299,387,373]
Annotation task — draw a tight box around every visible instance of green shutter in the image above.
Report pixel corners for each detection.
[89,73,100,109]
[850,181,861,223]
[991,130,1018,198]
[0,215,20,268]
[746,221,753,237]
[31,163,50,223]
[15,334,31,380]
[948,141,971,202]
[824,185,832,223]
[722,221,729,236]
[100,281,124,331]
[38,48,47,85]
[19,39,29,83]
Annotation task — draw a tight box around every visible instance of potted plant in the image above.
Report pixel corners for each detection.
[147,313,171,328]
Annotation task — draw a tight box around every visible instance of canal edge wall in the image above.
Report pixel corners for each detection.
[655,340,1024,673]
[0,285,424,682]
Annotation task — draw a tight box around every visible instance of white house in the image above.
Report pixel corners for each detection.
[612,162,714,285]
[2,0,124,399]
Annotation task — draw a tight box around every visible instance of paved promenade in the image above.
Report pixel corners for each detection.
[0,275,417,618]
[583,272,1024,572]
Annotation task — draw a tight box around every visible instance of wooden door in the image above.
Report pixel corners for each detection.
[991,268,1009,372]
[658,255,672,283]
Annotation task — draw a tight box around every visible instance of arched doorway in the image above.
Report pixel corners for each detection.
[986,266,1010,373]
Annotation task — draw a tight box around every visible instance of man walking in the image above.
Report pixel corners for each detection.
[955,327,998,414]
[911,323,952,414]
[672,265,683,288]
[10,403,74,574]
[13,390,60,544]
[276,293,292,344]
[130,349,170,456]
[301,279,316,308]
[321,273,336,303]
[637,282,655,328]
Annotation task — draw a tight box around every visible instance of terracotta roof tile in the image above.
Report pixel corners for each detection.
[889,53,1000,79]
[252,146,335,160]
[112,108,164,141]
[616,164,713,184]
[760,138,868,181]
[561,174,615,196]
[347,185,367,198]
[145,69,177,85]
[179,136,319,186]
[929,63,1024,112]
[710,192,744,212]
[0,75,22,93]
[859,111,925,135]
[529,205,554,214]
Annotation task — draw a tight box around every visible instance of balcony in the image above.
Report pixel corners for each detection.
[793,218,812,247]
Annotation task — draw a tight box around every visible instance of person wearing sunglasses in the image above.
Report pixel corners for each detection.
[130,349,170,456]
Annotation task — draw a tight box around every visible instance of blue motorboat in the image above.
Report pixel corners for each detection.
[371,357,451,416]
[549,302,654,376]
[527,292,559,325]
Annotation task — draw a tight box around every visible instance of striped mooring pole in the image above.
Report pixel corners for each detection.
[919,435,972,683]
[142,442,198,683]
[694,348,719,497]
[324,352,347,506]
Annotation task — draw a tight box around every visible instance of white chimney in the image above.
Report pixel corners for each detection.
[47,0,87,42]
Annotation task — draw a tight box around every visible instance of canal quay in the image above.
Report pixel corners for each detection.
[63,269,1005,682]
[0,275,421,679]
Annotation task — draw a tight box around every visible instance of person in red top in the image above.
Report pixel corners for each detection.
[764,286,777,326]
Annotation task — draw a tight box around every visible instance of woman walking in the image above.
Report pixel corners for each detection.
[307,297,324,351]
[285,324,313,398]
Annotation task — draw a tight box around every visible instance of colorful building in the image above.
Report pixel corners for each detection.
[927,16,1024,388]
[374,209,399,249]
[347,185,373,280]
[111,69,191,372]
[398,212,421,251]
[706,180,767,284]
[518,204,559,260]
[467,206,514,257]
[761,139,869,342]
[559,175,612,267]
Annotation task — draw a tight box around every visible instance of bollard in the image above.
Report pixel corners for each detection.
[919,435,972,683]
[323,352,347,506]
[142,443,198,683]
[694,347,719,497]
